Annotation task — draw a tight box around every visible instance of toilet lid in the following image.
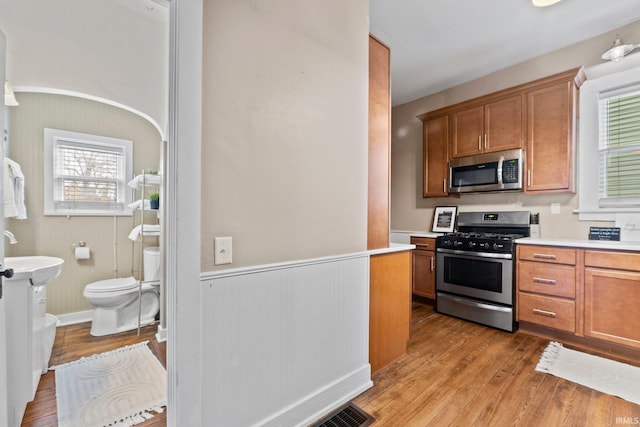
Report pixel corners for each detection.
[85,276,138,293]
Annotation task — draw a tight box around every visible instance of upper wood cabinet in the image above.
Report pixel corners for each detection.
[450,106,484,158]
[423,116,449,197]
[485,95,525,153]
[450,95,523,158]
[525,78,576,193]
[418,68,579,198]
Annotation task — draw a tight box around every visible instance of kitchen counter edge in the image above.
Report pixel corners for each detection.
[516,237,640,251]
[390,230,443,244]
[369,243,416,256]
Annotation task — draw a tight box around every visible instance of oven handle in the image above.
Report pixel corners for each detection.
[436,248,512,260]
[449,296,512,313]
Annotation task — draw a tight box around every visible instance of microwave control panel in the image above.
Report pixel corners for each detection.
[502,159,519,183]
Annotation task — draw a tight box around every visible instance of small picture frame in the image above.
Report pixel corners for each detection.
[431,206,458,233]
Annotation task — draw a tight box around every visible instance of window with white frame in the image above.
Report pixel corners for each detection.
[578,63,640,221]
[598,87,640,207]
[44,128,133,216]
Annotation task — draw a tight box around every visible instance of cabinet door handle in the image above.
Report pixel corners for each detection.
[430,256,435,272]
[443,179,446,193]
[533,308,557,318]
[484,134,487,150]
[527,169,531,187]
[533,277,557,285]
[533,253,557,260]
[478,135,482,151]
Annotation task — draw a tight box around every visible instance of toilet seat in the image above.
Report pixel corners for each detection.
[84,277,138,293]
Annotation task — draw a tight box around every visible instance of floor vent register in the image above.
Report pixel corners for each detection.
[309,402,375,427]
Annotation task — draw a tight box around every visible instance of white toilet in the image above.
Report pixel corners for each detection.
[83,276,159,336]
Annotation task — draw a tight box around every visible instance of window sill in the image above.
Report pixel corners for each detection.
[573,208,640,221]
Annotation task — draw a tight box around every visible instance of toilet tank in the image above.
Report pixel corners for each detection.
[143,246,161,281]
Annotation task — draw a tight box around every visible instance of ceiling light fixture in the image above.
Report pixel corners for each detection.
[601,35,640,62]
[532,0,563,7]
[4,80,19,107]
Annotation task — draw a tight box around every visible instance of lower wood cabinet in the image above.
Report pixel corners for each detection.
[518,292,576,332]
[517,245,577,334]
[517,245,640,351]
[369,250,411,374]
[410,237,436,299]
[584,251,640,349]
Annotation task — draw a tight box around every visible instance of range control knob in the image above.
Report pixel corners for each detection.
[468,241,476,248]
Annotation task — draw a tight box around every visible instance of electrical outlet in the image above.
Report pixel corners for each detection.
[214,237,232,265]
[550,203,561,214]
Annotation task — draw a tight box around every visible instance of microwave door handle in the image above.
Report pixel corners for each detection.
[497,156,504,187]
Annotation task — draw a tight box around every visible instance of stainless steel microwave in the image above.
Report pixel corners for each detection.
[449,148,524,193]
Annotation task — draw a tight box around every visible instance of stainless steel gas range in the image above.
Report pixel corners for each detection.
[435,211,530,332]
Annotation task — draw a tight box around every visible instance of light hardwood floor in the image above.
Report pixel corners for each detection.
[21,322,166,427]
[21,304,640,426]
[354,302,640,426]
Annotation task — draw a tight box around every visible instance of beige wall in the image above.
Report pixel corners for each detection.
[391,21,640,238]
[6,92,161,315]
[201,0,369,269]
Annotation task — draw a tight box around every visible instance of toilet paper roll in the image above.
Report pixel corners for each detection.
[75,246,91,260]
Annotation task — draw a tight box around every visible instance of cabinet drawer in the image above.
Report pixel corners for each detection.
[585,250,640,272]
[517,245,576,265]
[517,261,575,298]
[410,236,436,251]
[518,292,575,332]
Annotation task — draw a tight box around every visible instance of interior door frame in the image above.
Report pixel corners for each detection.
[0,29,9,427]
[166,0,203,425]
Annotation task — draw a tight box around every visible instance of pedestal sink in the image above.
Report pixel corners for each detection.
[3,256,64,426]
[5,255,64,287]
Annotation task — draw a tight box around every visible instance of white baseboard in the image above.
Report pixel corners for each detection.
[55,310,93,327]
[262,365,373,427]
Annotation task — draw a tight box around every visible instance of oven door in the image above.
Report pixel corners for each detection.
[436,248,513,306]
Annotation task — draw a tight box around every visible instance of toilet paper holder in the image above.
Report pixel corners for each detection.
[71,241,87,252]
[72,241,91,260]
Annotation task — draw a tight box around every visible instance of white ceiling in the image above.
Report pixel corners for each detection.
[370,0,640,106]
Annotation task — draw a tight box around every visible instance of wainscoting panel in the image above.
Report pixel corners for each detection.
[200,254,373,427]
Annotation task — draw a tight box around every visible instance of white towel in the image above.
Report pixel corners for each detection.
[128,199,151,210]
[127,173,161,189]
[4,157,26,219]
[128,224,161,241]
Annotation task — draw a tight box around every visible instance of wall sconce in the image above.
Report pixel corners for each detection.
[4,80,19,106]
[601,35,640,62]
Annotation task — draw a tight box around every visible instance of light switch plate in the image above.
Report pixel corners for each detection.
[550,203,561,214]
[214,237,232,265]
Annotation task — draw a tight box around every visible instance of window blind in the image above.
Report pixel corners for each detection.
[598,88,640,207]
[53,140,126,210]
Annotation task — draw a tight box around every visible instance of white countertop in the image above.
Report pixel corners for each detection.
[390,230,442,244]
[368,243,415,256]
[516,237,640,252]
